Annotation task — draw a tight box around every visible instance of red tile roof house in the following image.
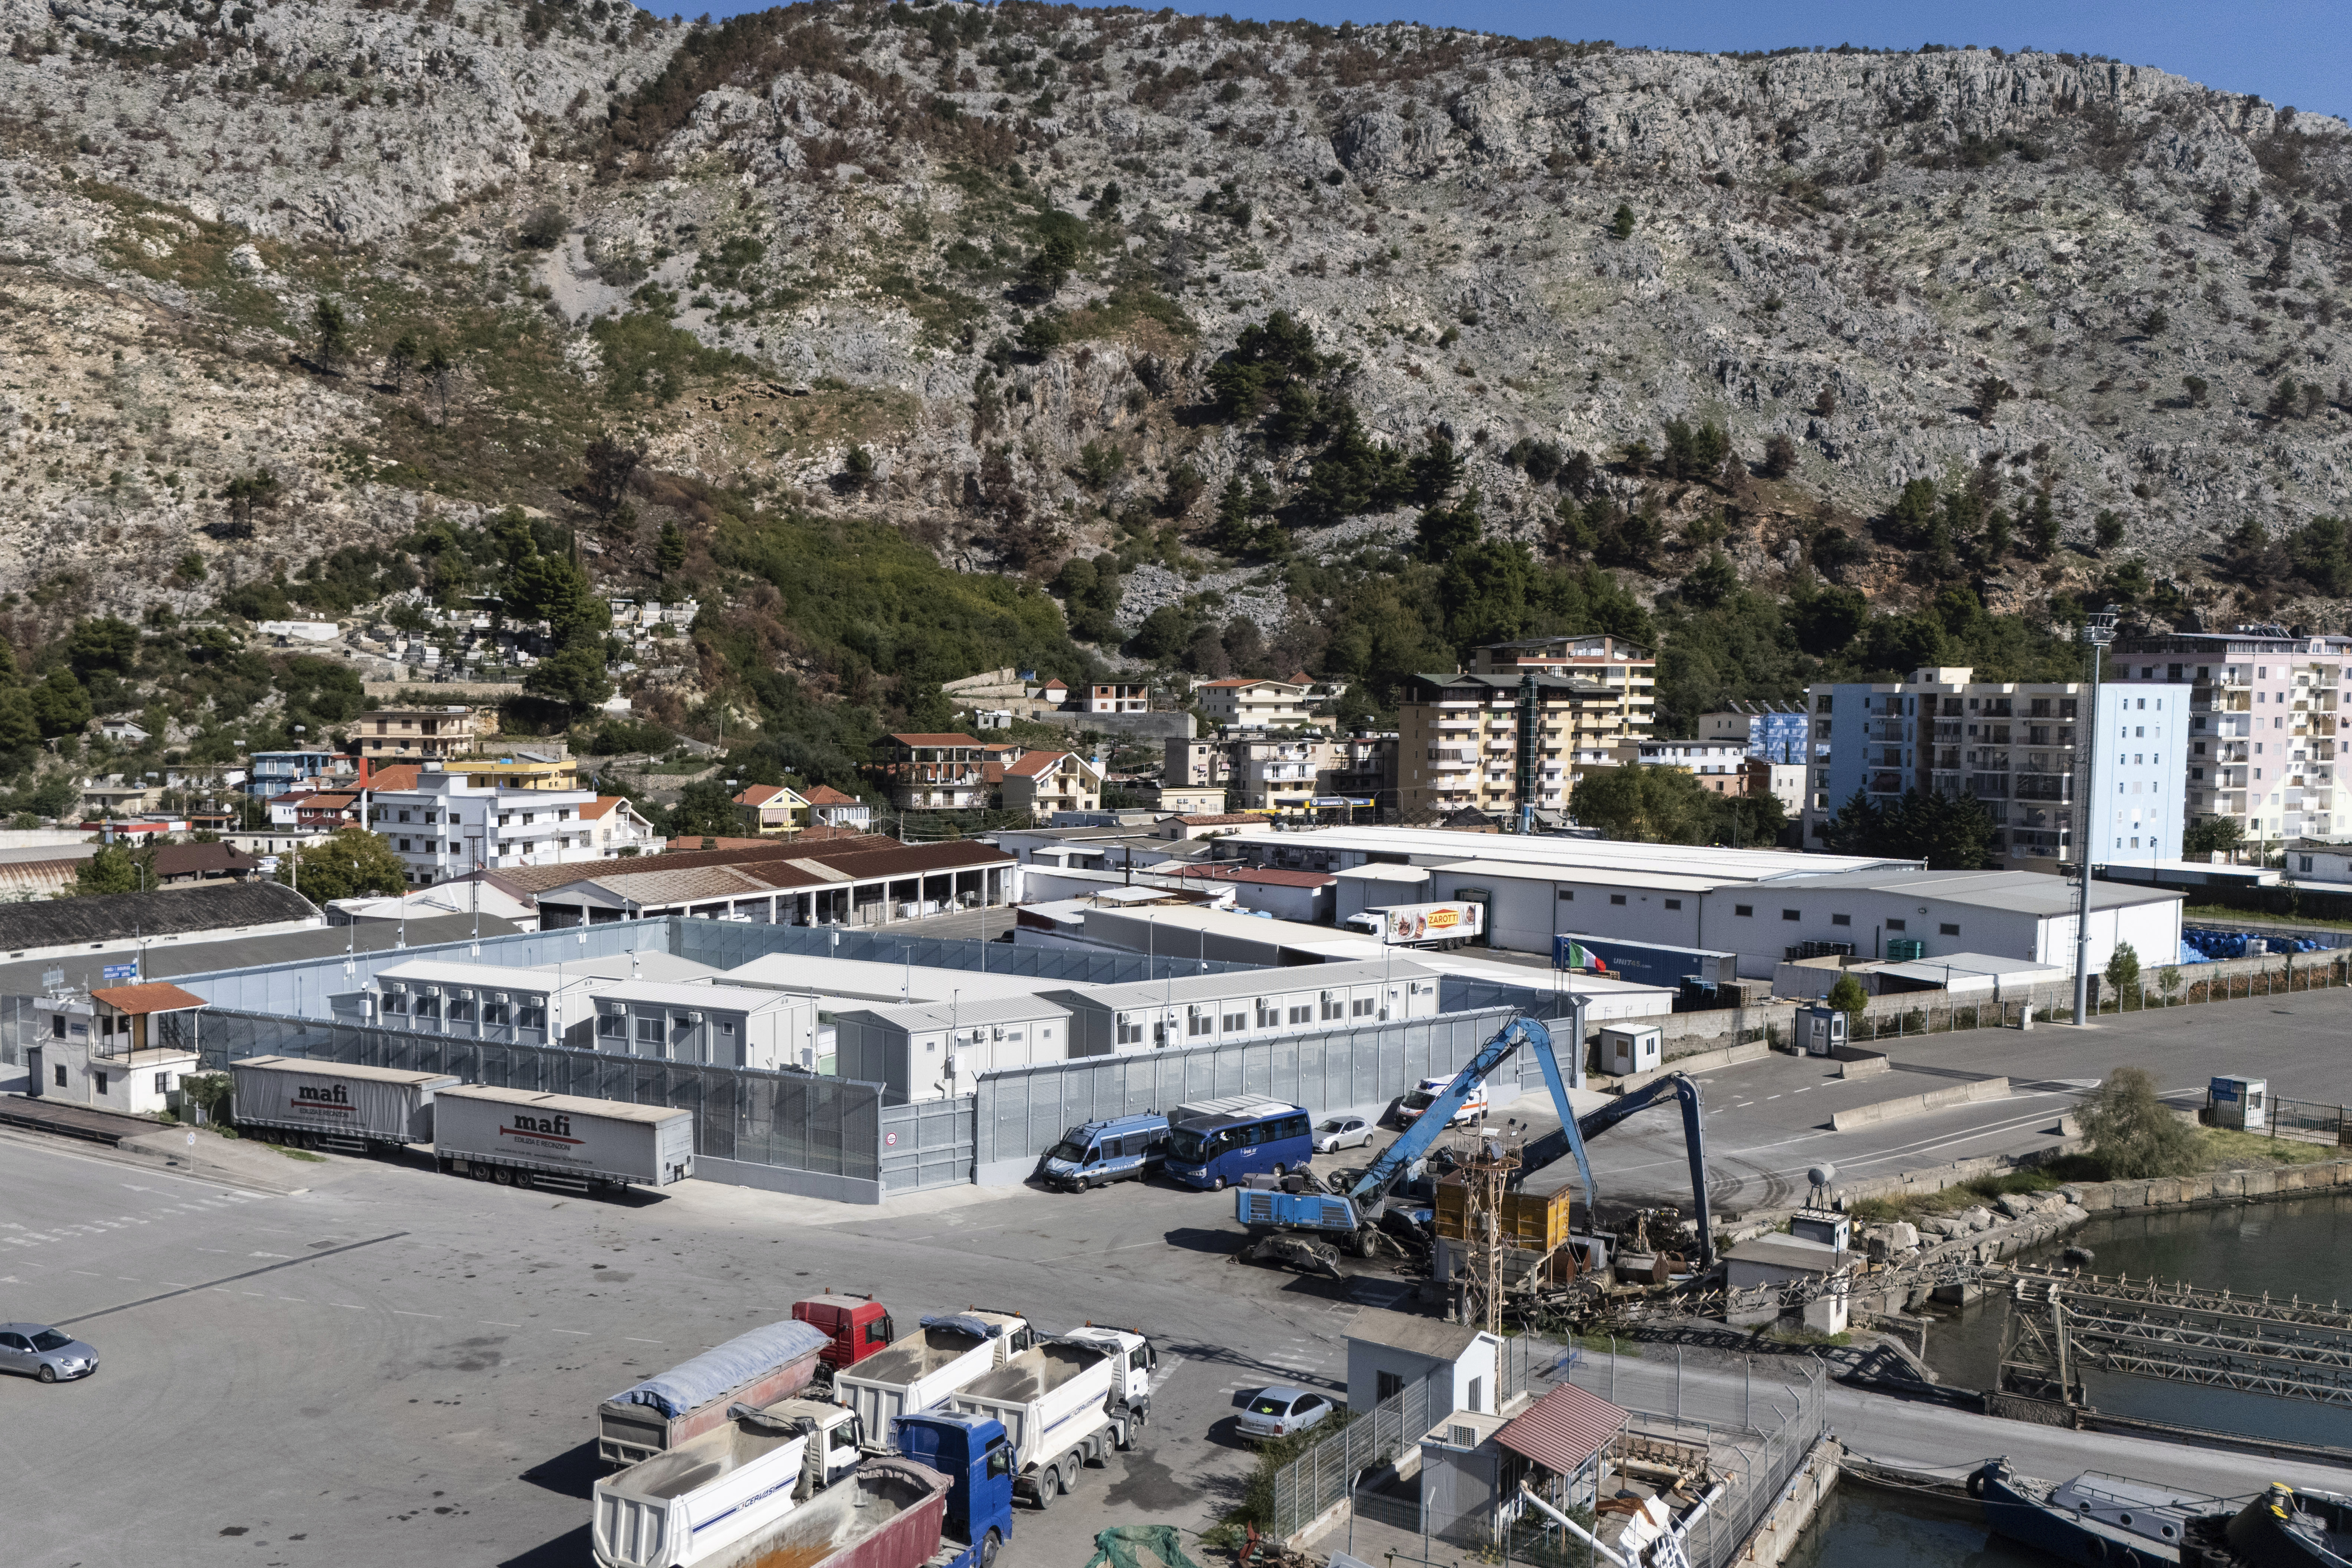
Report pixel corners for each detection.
[999,751,1104,823]
[802,785,873,831]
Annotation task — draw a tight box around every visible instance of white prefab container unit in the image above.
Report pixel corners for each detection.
[586,980,817,1071]
[432,1084,694,1190]
[829,997,1071,1105]
[230,1055,461,1149]
[365,958,562,1045]
[1045,957,1440,1058]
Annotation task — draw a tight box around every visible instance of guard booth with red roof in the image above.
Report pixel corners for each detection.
[29,982,207,1118]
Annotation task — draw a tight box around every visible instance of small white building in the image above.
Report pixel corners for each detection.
[587,980,816,1070]
[1043,958,1439,1057]
[1346,1307,1503,1417]
[29,982,206,1117]
[830,996,1073,1104]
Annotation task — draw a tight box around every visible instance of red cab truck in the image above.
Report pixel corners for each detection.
[793,1293,896,1388]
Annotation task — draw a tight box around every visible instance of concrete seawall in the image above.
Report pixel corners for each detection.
[1830,1076,2011,1132]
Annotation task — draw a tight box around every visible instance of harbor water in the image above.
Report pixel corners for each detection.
[1927,1187,2352,1450]
[1784,1485,2045,1568]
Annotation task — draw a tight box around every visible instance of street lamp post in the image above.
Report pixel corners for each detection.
[2072,605,2119,1026]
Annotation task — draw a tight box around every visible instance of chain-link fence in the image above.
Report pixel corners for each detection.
[174,1008,883,1184]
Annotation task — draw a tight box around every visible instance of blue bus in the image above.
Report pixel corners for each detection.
[1165,1098,1313,1190]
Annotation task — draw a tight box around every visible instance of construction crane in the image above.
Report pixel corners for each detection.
[1232,1006,1716,1267]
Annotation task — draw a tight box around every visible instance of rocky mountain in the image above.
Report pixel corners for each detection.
[5,0,2352,651]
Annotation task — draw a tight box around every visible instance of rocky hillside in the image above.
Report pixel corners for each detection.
[4,0,2352,643]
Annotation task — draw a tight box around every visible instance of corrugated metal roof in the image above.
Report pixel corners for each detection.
[89,981,209,1014]
[1492,1382,1629,1475]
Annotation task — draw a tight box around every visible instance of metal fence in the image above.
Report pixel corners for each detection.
[975,1007,1523,1174]
[2270,1095,2352,1146]
[1269,1334,1546,1542]
[880,1096,978,1191]
[176,1009,884,1184]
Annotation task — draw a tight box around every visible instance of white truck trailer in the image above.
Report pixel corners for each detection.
[229,1055,460,1153]
[431,1084,693,1193]
[834,1312,1034,1454]
[946,1328,1156,1511]
[592,1396,864,1568]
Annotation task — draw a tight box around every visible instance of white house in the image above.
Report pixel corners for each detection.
[1195,677,1313,730]
[364,766,605,885]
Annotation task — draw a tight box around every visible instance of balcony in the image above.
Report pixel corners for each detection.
[2015,774,2073,802]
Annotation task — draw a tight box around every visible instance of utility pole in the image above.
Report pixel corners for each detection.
[2072,606,2119,1026]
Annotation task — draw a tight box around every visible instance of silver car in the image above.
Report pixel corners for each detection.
[1236,1385,1334,1444]
[1314,1116,1373,1153]
[0,1323,98,1383]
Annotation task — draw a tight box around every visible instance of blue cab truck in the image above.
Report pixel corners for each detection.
[897,1410,1017,1568]
[1037,1112,1170,1191]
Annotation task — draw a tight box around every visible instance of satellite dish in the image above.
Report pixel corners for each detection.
[1806,1162,1837,1191]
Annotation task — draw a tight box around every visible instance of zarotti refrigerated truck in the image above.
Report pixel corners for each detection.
[431,1085,693,1194]
[229,1056,461,1153]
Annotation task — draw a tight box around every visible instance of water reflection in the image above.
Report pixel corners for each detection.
[1786,1485,2045,1568]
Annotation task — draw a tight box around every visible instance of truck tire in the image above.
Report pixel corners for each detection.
[492,1167,513,1185]
[979,1529,1001,1568]
[1031,1468,1058,1511]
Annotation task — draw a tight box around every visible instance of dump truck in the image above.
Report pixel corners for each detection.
[228,1055,459,1153]
[600,1448,985,1568]
[835,1311,1033,1455]
[946,1329,1155,1511]
[897,1412,1018,1568]
[599,1318,834,1467]
[791,1292,896,1388]
[592,1396,864,1568]
[432,1084,693,1193]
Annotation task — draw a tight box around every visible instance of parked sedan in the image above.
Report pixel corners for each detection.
[0,1323,97,1383]
[1313,1116,1374,1154]
[1237,1385,1336,1444]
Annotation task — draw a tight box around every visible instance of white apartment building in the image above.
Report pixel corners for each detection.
[1195,677,1313,730]
[363,768,606,886]
[1635,740,1755,795]
[2112,628,2352,847]
[1803,667,2190,874]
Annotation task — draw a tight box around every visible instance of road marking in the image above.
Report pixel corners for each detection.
[625,1336,663,1343]
[1767,1095,1782,1101]
[332,1303,365,1311]
[115,1276,140,1282]
[55,1233,411,1328]
[275,1296,306,1303]
[478,1320,522,1328]
[70,1269,102,1276]
[249,1251,291,1259]
[1793,1088,1811,1094]
[551,1328,591,1335]
[392,1310,443,1319]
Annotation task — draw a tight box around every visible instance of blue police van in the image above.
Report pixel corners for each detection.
[1038,1112,1171,1191]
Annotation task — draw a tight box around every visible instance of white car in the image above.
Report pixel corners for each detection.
[1397,1076,1487,1126]
[1313,1116,1373,1153]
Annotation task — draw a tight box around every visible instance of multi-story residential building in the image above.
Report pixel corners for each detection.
[1635,739,1754,795]
[351,706,483,762]
[1467,633,1656,742]
[362,768,607,885]
[1085,682,1150,714]
[2110,628,2352,847]
[733,783,809,836]
[581,795,660,855]
[244,750,353,798]
[1195,677,1313,730]
[1746,758,1809,818]
[868,733,991,812]
[1164,737,1228,790]
[1399,671,1629,821]
[1699,704,1811,765]
[1322,732,1399,813]
[1000,751,1105,822]
[1225,732,1331,816]
[1803,666,2190,873]
[438,753,580,792]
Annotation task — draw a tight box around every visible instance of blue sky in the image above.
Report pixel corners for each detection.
[664,0,2352,124]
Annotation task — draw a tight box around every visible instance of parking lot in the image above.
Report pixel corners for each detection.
[4,984,2342,1567]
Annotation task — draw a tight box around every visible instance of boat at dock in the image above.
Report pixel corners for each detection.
[1969,1458,2224,1566]
[2190,1483,2352,1567]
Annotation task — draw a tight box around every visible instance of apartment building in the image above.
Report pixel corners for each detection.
[1466,634,1656,742]
[867,733,991,812]
[351,706,481,762]
[1699,704,1811,765]
[1164,737,1228,789]
[2110,628,2352,846]
[1195,676,1313,730]
[1323,732,1399,812]
[1635,739,1754,795]
[1398,671,1626,820]
[362,768,608,885]
[1803,667,2190,873]
[1000,750,1105,822]
[244,749,352,798]
[1085,682,1150,714]
[1226,732,1331,815]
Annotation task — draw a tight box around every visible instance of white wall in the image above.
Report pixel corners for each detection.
[1345,1334,1501,1417]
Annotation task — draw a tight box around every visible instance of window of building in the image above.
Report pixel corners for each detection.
[1735,904,1753,917]
[1288,1004,1313,1025]
[1353,996,1377,1016]
[1321,992,1343,1020]
[155,1071,171,1095]
[482,1002,507,1026]
[54,1063,66,1088]
[1116,1013,1145,1046]
[1939,923,1960,936]
[1886,918,1906,932]
[1782,909,1800,921]
[1609,893,1627,905]
[1189,1006,1213,1037]
[1255,999,1278,1028]
[1665,898,1682,911]
[447,997,476,1022]
[1831,914,1851,926]
[635,1016,661,1043]
[1222,1009,1247,1032]
[1556,889,1573,901]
